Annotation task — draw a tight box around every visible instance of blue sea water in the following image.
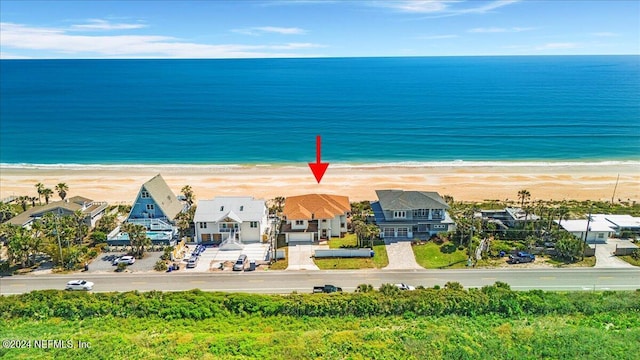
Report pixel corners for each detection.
[1,56,639,165]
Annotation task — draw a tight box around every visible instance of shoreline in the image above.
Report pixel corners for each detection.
[1,162,638,204]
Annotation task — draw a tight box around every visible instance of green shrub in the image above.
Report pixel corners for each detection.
[154,260,168,271]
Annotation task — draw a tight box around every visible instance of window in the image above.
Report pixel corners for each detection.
[295,220,304,226]
[240,206,244,211]
[598,233,605,239]
[433,224,446,230]
[393,211,406,219]
[413,209,429,217]
[383,228,395,237]
[322,219,327,223]
[341,222,345,228]
[146,204,154,211]
[250,221,258,228]
[141,190,149,199]
[397,228,408,237]
[220,206,224,211]
[199,223,207,229]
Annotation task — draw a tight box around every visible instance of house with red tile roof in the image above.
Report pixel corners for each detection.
[281,194,350,243]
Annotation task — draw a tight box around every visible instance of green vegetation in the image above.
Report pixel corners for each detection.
[269,247,288,270]
[315,235,388,269]
[1,286,639,359]
[620,249,640,266]
[413,240,468,269]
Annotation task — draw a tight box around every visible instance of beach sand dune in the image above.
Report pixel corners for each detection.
[1,163,638,204]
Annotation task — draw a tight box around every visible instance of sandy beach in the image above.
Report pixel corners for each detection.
[1,162,638,204]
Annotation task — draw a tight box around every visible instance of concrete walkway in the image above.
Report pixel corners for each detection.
[383,241,423,270]
[286,244,320,270]
[594,240,637,268]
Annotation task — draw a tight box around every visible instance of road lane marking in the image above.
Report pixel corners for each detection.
[481,278,496,280]
[10,284,26,287]
[248,280,264,283]
[131,282,147,285]
[598,276,613,279]
[539,277,556,280]
[190,281,205,284]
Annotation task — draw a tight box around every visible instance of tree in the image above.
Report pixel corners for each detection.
[7,226,31,267]
[0,202,16,222]
[42,188,54,204]
[71,210,88,245]
[17,196,29,212]
[95,213,118,233]
[517,189,531,207]
[181,185,195,207]
[175,206,195,239]
[270,196,285,215]
[555,233,584,262]
[35,182,45,204]
[121,222,151,258]
[55,183,69,201]
[352,219,366,247]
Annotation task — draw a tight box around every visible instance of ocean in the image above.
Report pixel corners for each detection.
[1,56,639,166]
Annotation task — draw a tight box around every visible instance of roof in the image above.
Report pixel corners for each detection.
[6,197,98,226]
[505,207,540,221]
[375,190,449,210]
[556,219,615,233]
[599,214,640,229]
[283,194,350,221]
[140,174,183,221]
[194,197,266,223]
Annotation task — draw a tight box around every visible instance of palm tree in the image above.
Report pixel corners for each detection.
[273,196,285,215]
[55,183,69,201]
[35,183,45,205]
[0,202,16,222]
[122,222,151,258]
[42,188,54,204]
[517,189,531,207]
[181,185,195,207]
[17,196,29,212]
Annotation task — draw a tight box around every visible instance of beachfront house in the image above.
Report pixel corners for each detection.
[371,190,455,240]
[556,214,640,242]
[193,197,268,247]
[480,207,540,229]
[281,194,350,243]
[7,196,107,229]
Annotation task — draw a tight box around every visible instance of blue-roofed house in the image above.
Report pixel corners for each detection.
[371,190,455,241]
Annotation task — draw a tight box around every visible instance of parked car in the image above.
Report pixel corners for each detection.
[186,256,199,268]
[394,283,416,291]
[65,280,94,291]
[508,252,535,264]
[313,284,343,293]
[233,254,248,271]
[113,255,136,266]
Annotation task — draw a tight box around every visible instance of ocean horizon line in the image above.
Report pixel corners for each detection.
[2,160,639,171]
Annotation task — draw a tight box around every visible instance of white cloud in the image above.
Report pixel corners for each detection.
[535,42,578,50]
[0,51,32,59]
[71,19,147,31]
[469,26,533,33]
[0,22,324,58]
[375,0,520,15]
[232,26,307,36]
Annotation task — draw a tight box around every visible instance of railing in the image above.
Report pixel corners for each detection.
[128,218,173,231]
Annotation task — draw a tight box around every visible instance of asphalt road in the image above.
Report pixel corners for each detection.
[1,268,639,295]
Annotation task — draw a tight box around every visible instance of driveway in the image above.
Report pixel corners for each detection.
[286,244,319,270]
[594,239,637,268]
[383,241,423,270]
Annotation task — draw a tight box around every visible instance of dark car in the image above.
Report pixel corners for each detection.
[508,252,535,264]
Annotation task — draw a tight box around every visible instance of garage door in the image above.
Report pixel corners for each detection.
[383,228,395,238]
[288,232,314,243]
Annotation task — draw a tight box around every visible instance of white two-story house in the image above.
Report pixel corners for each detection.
[194,197,268,246]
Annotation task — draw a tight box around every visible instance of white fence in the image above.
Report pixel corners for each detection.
[314,248,374,258]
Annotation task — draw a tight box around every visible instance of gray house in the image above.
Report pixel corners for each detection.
[371,190,455,240]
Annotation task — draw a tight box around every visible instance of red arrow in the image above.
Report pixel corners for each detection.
[308,135,329,183]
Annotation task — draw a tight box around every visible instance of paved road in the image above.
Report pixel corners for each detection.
[2,268,639,295]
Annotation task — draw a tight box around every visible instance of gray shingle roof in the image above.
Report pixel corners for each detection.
[375,190,449,210]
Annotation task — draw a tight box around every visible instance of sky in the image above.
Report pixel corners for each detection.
[1,0,638,59]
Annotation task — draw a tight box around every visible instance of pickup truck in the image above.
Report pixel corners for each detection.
[508,251,535,264]
[313,285,343,293]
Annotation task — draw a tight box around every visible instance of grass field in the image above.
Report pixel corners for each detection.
[412,241,468,269]
[315,235,388,269]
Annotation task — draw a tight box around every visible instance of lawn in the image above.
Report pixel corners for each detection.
[412,241,469,269]
[619,255,640,267]
[315,235,388,269]
[268,247,288,270]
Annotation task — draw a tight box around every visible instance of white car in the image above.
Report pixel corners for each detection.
[395,283,416,291]
[113,255,136,265]
[66,280,94,291]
